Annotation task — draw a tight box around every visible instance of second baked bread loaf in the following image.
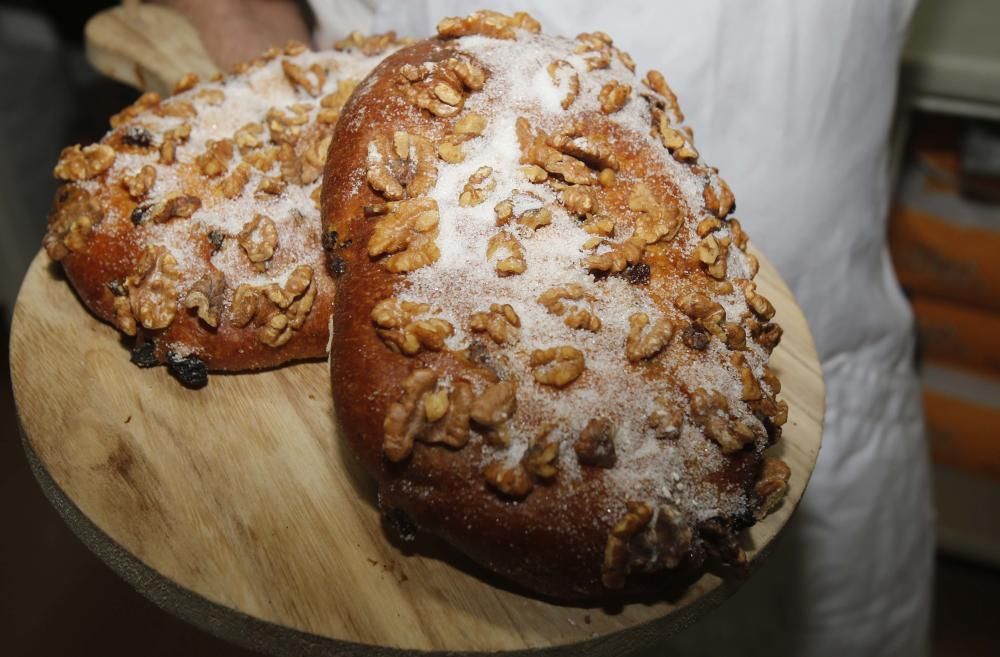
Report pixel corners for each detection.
[44,35,404,384]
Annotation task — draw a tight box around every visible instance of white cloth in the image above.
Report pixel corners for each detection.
[312,1,934,654]
[312,0,380,49]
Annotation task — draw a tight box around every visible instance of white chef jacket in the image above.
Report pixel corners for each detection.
[311,2,934,655]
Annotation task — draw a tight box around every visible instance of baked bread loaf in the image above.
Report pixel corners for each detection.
[323,11,790,599]
[44,35,404,386]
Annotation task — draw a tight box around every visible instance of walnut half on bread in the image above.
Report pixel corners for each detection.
[44,36,407,385]
[322,10,790,600]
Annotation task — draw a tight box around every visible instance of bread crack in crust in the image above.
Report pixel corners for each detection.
[322,10,788,599]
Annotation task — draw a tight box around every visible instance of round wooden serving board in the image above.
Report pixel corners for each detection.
[10,248,824,657]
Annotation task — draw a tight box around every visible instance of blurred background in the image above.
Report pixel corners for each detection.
[1,0,999,655]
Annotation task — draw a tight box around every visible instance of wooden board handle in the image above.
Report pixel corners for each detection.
[84,3,219,96]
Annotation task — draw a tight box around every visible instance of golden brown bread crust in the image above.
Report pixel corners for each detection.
[44,38,404,382]
[323,11,789,599]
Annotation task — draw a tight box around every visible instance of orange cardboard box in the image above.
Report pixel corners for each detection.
[890,144,1000,313]
[922,362,1000,482]
[912,296,1000,376]
[890,204,1000,313]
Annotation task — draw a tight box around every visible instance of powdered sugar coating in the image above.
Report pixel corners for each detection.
[48,41,403,370]
[89,50,382,299]
[383,30,779,522]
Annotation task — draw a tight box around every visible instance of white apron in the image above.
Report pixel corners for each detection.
[312,2,934,654]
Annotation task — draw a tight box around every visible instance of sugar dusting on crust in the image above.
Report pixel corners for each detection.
[370,29,782,525]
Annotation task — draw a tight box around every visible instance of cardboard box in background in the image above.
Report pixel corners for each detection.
[923,363,1000,483]
[912,296,1000,376]
[891,112,1000,487]
[890,157,1000,314]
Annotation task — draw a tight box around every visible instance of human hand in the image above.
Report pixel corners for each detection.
[148,0,312,70]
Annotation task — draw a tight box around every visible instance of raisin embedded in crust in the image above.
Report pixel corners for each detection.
[122,125,155,149]
[382,507,418,542]
[207,230,225,253]
[328,256,347,277]
[166,351,208,389]
[106,279,126,297]
[624,262,650,285]
[129,340,159,368]
[130,203,152,226]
